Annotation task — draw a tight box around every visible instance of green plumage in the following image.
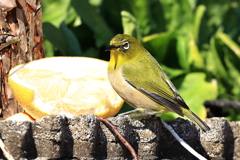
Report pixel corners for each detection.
[107,34,210,132]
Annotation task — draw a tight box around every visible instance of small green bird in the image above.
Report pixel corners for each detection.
[106,34,210,132]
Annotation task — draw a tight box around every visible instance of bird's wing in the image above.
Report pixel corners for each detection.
[122,64,189,116]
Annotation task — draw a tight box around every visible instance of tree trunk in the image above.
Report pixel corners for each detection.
[0,0,44,119]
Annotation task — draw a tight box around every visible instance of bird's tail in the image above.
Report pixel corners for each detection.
[182,109,210,132]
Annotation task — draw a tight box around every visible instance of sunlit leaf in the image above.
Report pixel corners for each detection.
[42,0,71,27]
[188,33,204,69]
[217,32,240,58]
[176,35,190,70]
[130,0,153,36]
[121,11,139,39]
[193,5,206,41]
[142,32,175,62]
[178,73,217,119]
[64,7,79,25]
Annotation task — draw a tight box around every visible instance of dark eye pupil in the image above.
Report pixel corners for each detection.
[123,42,129,49]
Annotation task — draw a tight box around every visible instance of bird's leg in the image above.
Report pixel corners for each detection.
[128,113,152,119]
[117,109,140,116]
[118,109,153,119]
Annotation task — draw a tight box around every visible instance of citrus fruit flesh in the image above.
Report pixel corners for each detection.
[5,112,35,121]
[8,57,124,119]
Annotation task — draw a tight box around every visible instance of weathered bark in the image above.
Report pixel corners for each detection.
[0,0,44,119]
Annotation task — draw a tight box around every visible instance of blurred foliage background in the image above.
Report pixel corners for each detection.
[41,0,240,121]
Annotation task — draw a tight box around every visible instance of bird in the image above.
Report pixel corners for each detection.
[106,34,210,132]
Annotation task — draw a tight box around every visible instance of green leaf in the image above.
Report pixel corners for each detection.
[177,33,204,70]
[176,35,190,70]
[142,32,175,62]
[129,0,153,36]
[44,40,54,57]
[42,0,71,27]
[121,11,140,40]
[71,0,113,47]
[188,33,204,69]
[43,22,82,56]
[217,32,240,58]
[224,53,240,96]
[64,7,79,25]
[178,73,218,118]
[161,65,187,79]
[208,36,228,79]
[203,39,229,97]
[59,23,82,56]
[193,5,206,41]
[159,0,193,31]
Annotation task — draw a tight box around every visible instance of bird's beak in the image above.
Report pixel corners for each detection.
[105,45,119,51]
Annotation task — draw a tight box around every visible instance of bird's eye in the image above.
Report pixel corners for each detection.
[123,41,130,50]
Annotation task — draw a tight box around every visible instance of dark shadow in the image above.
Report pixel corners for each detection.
[94,124,107,159]
[59,117,74,158]
[21,121,37,158]
[120,120,139,159]
[192,126,210,160]
[0,135,5,159]
[159,118,209,160]
[225,122,234,160]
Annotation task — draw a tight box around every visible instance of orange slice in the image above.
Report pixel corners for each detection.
[8,57,124,119]
[5,112,35,121]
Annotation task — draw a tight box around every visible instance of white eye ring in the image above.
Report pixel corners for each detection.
[123,41,130,50]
